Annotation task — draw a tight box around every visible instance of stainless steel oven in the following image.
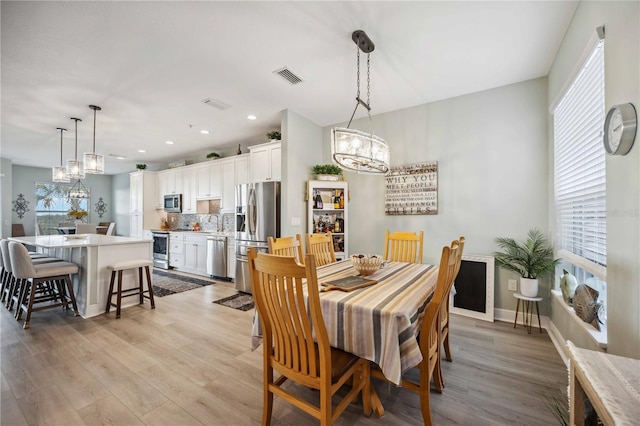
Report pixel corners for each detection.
[152,231,170,269]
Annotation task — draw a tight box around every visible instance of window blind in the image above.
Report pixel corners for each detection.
[553,39,606,268]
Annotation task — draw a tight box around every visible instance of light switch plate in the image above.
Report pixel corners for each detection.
[291,217,301,226]
[508,279,518,291]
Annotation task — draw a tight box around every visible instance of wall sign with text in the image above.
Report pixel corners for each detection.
[385,161,438,215]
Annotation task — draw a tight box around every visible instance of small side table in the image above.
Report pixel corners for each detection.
[513,292,543,334]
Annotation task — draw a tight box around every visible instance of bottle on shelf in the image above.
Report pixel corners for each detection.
[339,190,344,209]
[315,191,323,209]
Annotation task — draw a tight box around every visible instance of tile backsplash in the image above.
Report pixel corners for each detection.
[166,211,235,232]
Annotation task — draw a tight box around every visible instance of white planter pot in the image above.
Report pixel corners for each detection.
[316,174,341,181]
[520,278,539,297]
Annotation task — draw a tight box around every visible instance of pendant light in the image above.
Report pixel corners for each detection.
[83,105,104,174]
[68,178,90,200]
[331,30,390,174]
[52,127,70,183]
[66,117,85,179]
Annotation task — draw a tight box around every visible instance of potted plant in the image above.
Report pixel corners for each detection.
[493,228,559,297]
[206,152,221,160]
[266,131,281,141]
[312,164,343,181]
[135,163,147,170]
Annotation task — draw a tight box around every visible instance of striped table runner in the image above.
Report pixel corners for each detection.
[251,259,439,385]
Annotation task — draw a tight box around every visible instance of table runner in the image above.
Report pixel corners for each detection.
[251,259,438,385]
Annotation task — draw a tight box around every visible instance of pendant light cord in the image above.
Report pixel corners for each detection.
[70,117,82,160]
[346,47,375,136]
[57,128,66,166]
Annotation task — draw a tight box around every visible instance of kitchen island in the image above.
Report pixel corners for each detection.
[8,234,152,318]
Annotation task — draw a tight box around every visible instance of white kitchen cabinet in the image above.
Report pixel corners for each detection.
[181,168,197,214]
[227,237,236,279]
[235,154,249,185]
[220,159,235,212]
[164,169,183,195]
[196,162,222,199]
[169,232,184,269]
[129,171,161,238]
[156,172,167,209]
[307,180,348,260]
[183,233,208,276]
[249,141,281,182]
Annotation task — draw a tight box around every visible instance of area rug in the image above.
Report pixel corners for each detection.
[213,293,254,311]
[152,269,215,297]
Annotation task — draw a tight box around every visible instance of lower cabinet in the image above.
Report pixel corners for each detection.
[169,233,184,269]
[180,233,208,276]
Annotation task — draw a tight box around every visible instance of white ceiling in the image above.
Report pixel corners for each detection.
[1,1,578,175]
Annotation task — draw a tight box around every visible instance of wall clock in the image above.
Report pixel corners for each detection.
[603,103,637,155]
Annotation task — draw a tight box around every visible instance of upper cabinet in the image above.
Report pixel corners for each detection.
[196,162,221,199]
[249,141,281,182]
[182,168,197,214]
[235,154,249,185]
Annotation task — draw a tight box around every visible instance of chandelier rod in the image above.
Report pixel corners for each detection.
[89,105,101,153]
[71,117,82,160]
[56,127,67,165]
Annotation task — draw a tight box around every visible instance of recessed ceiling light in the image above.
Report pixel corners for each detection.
[247,115,257,120]
[166,141,174,145]
[117,156,125,160]
[138,149,146,153]
[200,130,210,135]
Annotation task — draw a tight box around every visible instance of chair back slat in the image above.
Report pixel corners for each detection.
[267,234,304,264]
[249,250,327,378]
[384,230,424,264]
[306,232,336,266]
[1,240,13,274]
[420,242,459,346]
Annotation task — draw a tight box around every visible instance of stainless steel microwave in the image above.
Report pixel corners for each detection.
[164,194,182,212]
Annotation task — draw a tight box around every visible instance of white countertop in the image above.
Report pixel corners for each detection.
[9,234,152,249]
[167,230,234,237]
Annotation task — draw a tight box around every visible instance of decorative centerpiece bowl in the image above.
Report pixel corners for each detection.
[351,254,383,276]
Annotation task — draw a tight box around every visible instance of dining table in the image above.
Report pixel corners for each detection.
[57,225,108,235]
[251,258,439,415]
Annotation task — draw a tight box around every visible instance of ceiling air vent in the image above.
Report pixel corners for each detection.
[274,67,303,85]
[201,97,231,111]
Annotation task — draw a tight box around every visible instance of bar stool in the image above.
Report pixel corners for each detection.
[105,259,155,319]
[1,240,65,310]
[9,242,79,329]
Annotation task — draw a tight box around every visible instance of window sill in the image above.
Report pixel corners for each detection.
[551,290,607,349]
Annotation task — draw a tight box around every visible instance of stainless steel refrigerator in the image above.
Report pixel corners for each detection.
[235,181,280,293]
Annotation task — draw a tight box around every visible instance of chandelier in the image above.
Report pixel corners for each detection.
[66,117,85,179]
[331,30,390,174]
[68,179,90,199]
[52,127,70,183]
[83,105,104,174]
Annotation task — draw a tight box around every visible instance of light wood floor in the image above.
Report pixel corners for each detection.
[1,276,567,425]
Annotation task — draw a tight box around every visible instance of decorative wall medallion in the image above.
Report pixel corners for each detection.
[95,197,107,218]
[12,193,30,219]
[385,161,438,215]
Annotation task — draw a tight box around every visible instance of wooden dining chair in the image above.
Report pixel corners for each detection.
[371,240,459,426]
[305,232,337,266]
[383,230,424,264]
[248,248,371,425]
[267,234,304,264]
[435,236,465,393]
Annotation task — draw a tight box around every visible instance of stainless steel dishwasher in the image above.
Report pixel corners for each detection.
[206,235,227,279]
